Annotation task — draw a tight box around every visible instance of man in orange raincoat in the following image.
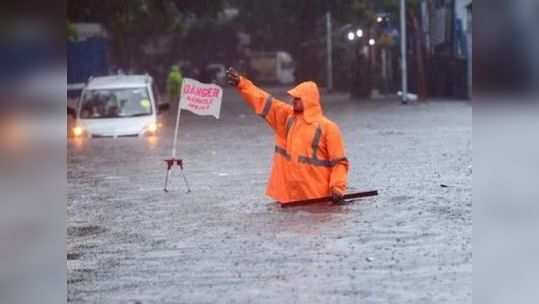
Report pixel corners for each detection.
[226,68,349,204]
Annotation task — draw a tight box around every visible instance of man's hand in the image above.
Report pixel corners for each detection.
[331,189,345,205]
[226,67,240,87]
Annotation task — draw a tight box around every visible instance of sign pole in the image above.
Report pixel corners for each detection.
[171,95,183,158]
[326,11,333,92]
[164,90,191,193]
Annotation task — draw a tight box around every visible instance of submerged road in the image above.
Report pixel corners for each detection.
[68,87,472,303]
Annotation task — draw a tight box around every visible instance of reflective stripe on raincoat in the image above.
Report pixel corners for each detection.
[237,77,349,203]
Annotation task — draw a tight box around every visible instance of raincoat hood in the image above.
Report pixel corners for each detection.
[288,81,323,123]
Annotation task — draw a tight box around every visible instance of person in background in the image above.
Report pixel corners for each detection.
[167,65,183,103]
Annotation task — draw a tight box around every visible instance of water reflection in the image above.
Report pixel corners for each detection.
[145,135,159,150]
[69,137,86,152]
[265,201,352,235]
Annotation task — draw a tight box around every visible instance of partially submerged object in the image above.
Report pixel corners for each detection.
[279,190,378,208]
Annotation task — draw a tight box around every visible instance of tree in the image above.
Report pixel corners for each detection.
[377,0,427,99]
[229,0,383,83]
[67,0,225,70]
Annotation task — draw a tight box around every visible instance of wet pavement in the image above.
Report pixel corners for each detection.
[68,87,472,303]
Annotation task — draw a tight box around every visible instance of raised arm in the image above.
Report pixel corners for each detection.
[227,68,292,139]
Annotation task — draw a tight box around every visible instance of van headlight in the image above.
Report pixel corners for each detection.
[72,126,84,137]
[144,122,158,135]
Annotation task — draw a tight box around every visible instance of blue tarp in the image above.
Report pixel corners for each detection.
[67,38,108,84]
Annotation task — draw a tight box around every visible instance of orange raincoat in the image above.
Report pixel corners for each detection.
[237,77,349,203]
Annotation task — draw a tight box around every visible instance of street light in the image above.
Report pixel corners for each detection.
[347,32,355,41]
[377,16,383,23]
[356,29,364,38]
[369,38,376,46]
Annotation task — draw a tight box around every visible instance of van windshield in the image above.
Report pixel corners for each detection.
[79,87,153,119]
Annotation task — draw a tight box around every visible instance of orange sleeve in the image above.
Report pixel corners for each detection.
[325,122,349,194]
[237,77,293,139]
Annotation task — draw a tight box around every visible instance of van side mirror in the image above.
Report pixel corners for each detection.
[158,103,170,114]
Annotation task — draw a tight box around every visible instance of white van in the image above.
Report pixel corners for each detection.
[70,74,169,138]
[249,51,295,85]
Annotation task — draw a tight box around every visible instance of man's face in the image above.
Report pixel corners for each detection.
[292,97,304,113]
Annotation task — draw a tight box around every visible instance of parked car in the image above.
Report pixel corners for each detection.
[69,74,169,138]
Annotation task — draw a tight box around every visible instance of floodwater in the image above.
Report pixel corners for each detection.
[68,87,472,303]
